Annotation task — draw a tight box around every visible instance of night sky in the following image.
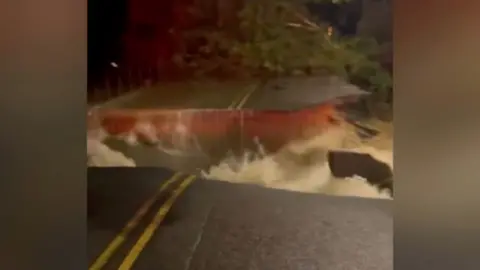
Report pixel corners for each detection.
[88,0,127,86]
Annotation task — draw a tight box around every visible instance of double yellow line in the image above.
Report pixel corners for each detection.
[90,85,257,270]
[89,173,196,270]
[227,84,258,109]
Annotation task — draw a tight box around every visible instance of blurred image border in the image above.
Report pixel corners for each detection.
[1,0,480,269]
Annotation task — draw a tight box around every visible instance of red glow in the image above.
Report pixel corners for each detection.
[123,0,197,73]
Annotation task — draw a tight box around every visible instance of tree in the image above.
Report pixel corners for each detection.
[175,0,392,100]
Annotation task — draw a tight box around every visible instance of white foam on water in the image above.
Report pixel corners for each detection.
[87,120,393,199]
[202,125,393,200]
[87,128,137,167]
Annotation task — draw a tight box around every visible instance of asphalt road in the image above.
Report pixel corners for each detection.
[88,168,392,270]
[88,78,392,269]
[98,80,260,110]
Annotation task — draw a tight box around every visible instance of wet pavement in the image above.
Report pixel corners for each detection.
[88,168,392,270]
[97,80,261,110]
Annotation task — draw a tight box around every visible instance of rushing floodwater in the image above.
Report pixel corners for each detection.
[88,121,393,200]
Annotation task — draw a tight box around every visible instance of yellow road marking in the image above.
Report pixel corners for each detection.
[118,175,196,270]
[235,85,257,109]
[227,92,244,109]
[89,172,183,270]
[228,84,258,109]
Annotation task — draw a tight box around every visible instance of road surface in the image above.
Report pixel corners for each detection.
[88,78,392,269]
[88,168,392,270]
[97,80,260,110]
